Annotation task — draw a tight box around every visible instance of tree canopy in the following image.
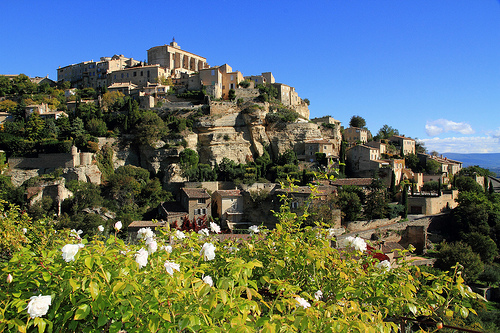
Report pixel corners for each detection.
[349,115,366,128]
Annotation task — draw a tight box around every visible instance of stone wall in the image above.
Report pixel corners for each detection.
[9,154,75,169]
[346,217,402,233]
[407,190,458,215]
[209,101,239,116]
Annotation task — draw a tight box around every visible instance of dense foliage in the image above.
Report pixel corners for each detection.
[0,196,483,332]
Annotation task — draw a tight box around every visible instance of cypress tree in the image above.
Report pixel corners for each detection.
[402,183,408,218]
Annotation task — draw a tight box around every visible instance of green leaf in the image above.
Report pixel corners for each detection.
[122,308,134,322]
[74,304,91,320]
[84,256,93,270]
[148,316,160,332]
[89,281,99,300]
[98,314,108,327]
[407,303,417,316]
[69,278,79,292]
[108,321,122,333]
[34,317,46,333]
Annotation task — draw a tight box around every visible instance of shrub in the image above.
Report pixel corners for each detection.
[238,81,250,88]
[0,196,482,332]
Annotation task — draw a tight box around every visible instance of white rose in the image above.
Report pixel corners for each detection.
[61,244,83,262]
[146,237,157,254]
[202,275,213,287]
[6,274,13,283]
[174,230,186,240]
[200,242,216,261]
[114,221,122,231]
[26,294,52,318]
[161,245,173,253]
[70,229,83,239]
[295,297,311,309]
[198,228,209,237]
[98,225,104,232]
[210,222,221,234]
[135,248,149,269]
[22,228,28,234]
[341,236,367,252]
[137,227,154,240]
[314,290,323,301]
[249,225,259,234]
[376,260,391,271]
[164,261,180,276]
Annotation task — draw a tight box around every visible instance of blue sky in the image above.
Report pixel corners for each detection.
[2,1,500,154]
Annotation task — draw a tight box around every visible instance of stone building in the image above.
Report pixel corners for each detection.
[344,127,371,147]
[303,139,338,162]
[180,188,212,221]
[346,144,389,174]
[407,190,458,215]
[107,65,169,88]
[57,55,140,89]
[147,40,208,77]
[244,72,275,85]
[388,135,415,155]
[212,190,244,227]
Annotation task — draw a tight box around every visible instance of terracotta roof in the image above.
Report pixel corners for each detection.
[215,190,242,197]
[304,139,332,144]
[276,185,334,196]
[128,220,167,228]
[182,188,211,199]
[390,135,415,141]
[331,178,374,186]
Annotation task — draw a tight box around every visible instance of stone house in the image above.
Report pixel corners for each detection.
[244,72,275,86]
[346,144,389,174]
[57,54,140,89]
[272,83,301,106]
[212,189,244,227]
[407,190,458,215]
[388,135,415,155]
[303,139,338,163]
[180,188,212,221]
[107,82,139,96]
[199,67,224,99]
[108,65,169,88]
[418,153,463,179]
[344,127,371,147]
[365,141,387,155]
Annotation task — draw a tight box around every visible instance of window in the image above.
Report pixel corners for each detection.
[198,198,206,204]
[291,201,299,209]
[133,72,137,77]
[140,71,143,76]
[211,70,215,75]
[121,74,124,78]
[230,75,234,81]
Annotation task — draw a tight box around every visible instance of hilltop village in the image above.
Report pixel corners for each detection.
[0,40,498,248]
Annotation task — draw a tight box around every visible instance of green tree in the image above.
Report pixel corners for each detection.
[25,113,45,141]
[463,232,498,264]
[349,115,366,128]
[405,153,421,173]
[134,111,167,146]
[179,148,199,170]
[375,124,399,140]
[86,118,108,137]
[435,241,484,282]
[228,89,236,101]
[455,175,484,194]
[337,190,362,222]
[425,159,441,174]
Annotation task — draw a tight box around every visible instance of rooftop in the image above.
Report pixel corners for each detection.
[182,188,211,199]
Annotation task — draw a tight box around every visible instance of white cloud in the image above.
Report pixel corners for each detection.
[489,127,500,139]
[421,136,500,154]
[425,119,475,137]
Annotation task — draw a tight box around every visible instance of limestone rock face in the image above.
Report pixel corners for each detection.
[63,165,102,185]
[267,122,324,157]
[139,146,183,174]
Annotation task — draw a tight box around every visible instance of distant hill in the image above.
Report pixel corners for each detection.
[442,153,500,176]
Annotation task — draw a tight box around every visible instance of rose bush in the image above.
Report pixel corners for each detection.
[0,193,482,332]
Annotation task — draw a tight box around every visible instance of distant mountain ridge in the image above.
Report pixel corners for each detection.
[442,153,500,175]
